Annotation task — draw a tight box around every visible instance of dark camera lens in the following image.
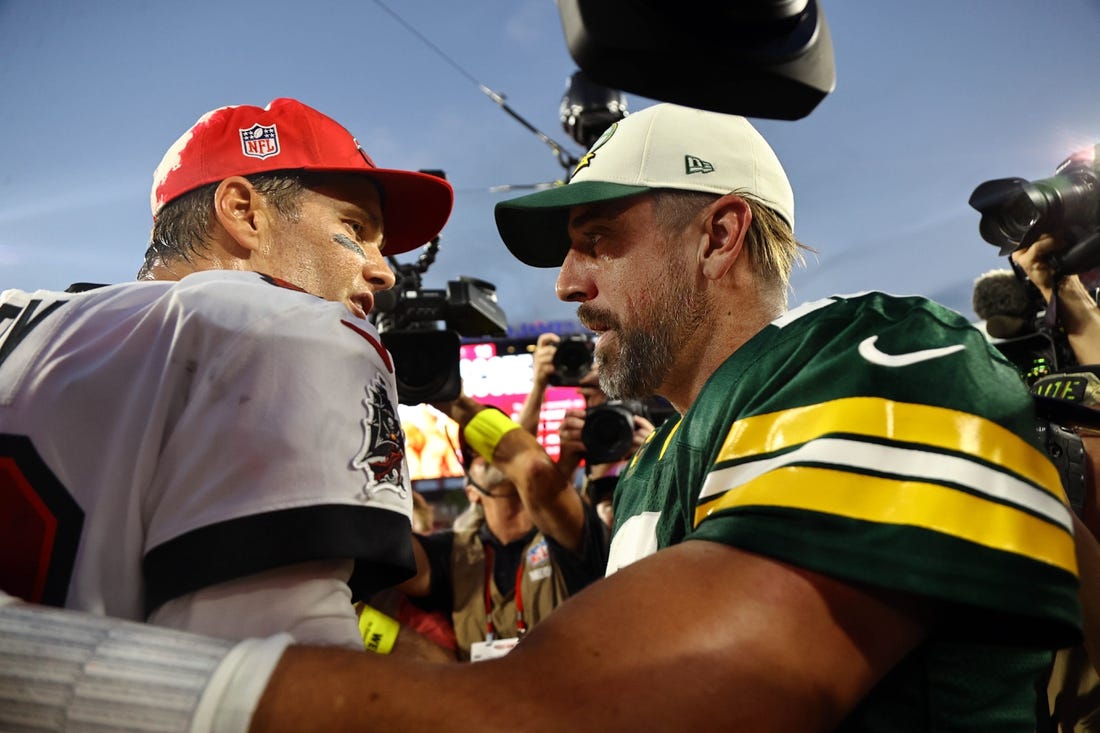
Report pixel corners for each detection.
[582,402,635,464]
[971,146,1100,259]
[550,337,594,386]
[382,330,462,404]
[1000,193,1042,240]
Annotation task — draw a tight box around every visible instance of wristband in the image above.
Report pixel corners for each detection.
[0,598,288,733]
[357,604,400,655]
[464,408,523,462]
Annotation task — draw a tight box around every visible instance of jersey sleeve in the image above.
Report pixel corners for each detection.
[140,279,415,616]
[686,293,1081,646]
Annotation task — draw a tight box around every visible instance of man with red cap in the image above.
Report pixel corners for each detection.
[0,98,452,649]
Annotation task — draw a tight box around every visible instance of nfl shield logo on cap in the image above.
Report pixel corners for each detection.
[240,123,280,160]
[152,98,453,254]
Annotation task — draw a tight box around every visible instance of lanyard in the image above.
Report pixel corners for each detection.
[482,542,527,642]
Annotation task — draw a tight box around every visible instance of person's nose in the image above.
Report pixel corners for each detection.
[365,250,396,292]
[555,249,595,303]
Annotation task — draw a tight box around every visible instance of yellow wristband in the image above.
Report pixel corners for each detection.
[464,409,522,462]
[357,603,399,655]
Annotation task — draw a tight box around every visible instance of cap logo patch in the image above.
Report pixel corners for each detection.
[570,121,618,179]
[240,123,280,160]
[685,155,715,175]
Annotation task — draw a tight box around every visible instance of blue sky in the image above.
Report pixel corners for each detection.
[3,1,1100,329]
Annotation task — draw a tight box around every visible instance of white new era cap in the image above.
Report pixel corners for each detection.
[494,103,794,268]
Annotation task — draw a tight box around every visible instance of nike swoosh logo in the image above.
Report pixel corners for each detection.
[858,336,965,367]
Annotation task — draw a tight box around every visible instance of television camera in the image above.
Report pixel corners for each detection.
[371,174,508,405]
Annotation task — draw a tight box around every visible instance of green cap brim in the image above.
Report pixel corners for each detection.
[494,181,652,268]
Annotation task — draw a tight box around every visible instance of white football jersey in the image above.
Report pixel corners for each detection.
[0,271,414,622]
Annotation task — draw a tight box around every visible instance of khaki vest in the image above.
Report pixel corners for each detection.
[1044,645,1100,732]
[449,527,568,661]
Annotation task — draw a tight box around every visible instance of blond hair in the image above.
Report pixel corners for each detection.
[652,189,810,292]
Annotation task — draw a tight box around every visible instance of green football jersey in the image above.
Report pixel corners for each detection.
[610,292,1081,731]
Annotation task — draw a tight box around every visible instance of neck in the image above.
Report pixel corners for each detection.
[662,289,784,414]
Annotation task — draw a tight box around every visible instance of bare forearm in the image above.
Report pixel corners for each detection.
[252,542,927,733]
[493,426,587,551]
[517,381,548,435]
[448,395,587,550]
[1058,277,1100,364]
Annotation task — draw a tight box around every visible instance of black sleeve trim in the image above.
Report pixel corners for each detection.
[409,531,456,615]
[143,504,415,617]
[544,501,609,595]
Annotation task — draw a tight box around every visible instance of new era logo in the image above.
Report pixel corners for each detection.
[685,155,715,175]
[240,123,280,160]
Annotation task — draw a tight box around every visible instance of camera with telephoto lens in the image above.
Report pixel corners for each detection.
[970,143,1100,276]
[968,148,1100,516]
[550,335,595,386]
[581,399,647,464]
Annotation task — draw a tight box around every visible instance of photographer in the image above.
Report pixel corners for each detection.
[397,391,609,660]
[519,332,655,526]
[1011,233,1100,535]
[1012,234,1100,731]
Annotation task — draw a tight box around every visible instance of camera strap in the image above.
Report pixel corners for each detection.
[481,543,527,642]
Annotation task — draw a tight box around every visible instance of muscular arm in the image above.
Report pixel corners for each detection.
[252,540,934,732]
[439,393,588,552]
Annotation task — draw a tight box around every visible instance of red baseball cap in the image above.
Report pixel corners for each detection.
[150,98,453,256]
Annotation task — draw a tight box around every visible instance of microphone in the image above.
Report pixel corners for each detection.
[972,269,1033,339]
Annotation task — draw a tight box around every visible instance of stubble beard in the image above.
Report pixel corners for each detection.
[580,274,710,401]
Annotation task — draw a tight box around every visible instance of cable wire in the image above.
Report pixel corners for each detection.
[369,0,579,170]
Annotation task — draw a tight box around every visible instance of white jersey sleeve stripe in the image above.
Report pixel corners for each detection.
[699,436,1074,533]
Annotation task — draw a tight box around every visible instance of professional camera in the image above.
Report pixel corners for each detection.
[373,257,507,404]
[970,143,1100,276]
[970,145,1100,372]
[581,399,647,464]
[370,174,508,406]
[549,335,595,386]
[580,396,676,465]
[980,328,1096,516]
[969,148,1100,516]
[972,269,1097,515]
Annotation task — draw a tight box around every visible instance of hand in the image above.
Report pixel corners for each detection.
[430,392,482,427]
[531,333,561,392]
[556,408,588,476]
[1012,234,1100,363]
[630,414,655,454]
[1011,233,1064,303]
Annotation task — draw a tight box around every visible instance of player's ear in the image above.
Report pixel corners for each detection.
[212,176,267,254]
[698,193,752,281]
